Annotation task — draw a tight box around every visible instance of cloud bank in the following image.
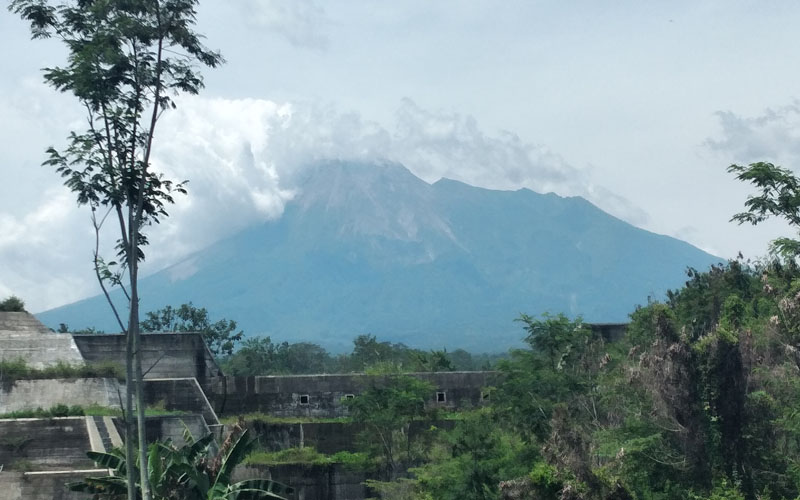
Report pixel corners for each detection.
[0,95,646,312]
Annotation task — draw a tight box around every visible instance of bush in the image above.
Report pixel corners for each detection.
[0,295,25,312]
[0,404,86,419]
[0,358,124,382]
[243,447,373,469]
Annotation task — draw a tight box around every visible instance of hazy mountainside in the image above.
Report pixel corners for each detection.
[38,161,721,351]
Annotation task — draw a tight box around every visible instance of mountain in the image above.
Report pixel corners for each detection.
[37,161,721,352]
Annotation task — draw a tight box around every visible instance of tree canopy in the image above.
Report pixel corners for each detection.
[142,303,243,357]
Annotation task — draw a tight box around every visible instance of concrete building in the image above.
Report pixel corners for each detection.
[0,311,500,499]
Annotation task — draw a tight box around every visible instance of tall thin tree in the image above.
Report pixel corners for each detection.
[9,1,223,498]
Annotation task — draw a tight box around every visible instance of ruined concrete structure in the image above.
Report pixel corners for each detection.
[0,312,499,499]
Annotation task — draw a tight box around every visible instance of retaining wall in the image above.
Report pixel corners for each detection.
[0,378,121,413]
[143,378,219,425]
[210,371,496,418]
[247,419,457,455]
[233,463,378,500]
[0,470,98,500]
[73,332,221,382]
[0,417,96,472]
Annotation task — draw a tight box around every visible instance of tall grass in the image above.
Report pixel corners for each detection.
[0,358,124,382]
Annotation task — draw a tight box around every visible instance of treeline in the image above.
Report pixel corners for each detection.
[219,333,507,376]
[363,259,800,500]
[57,303,507,375]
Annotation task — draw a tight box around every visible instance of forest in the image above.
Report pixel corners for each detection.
[323,256,800,500]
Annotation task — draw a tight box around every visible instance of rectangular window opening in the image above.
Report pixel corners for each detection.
[299,394,310,405]
[436,391,446,403]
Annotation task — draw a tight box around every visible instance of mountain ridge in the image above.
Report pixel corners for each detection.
[37,161,721,351]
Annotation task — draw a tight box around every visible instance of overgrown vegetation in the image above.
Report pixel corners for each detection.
[352,259,800,500]
[70,422,293,500]
[0,404,116,419]
[142,302,244,357]
[221,413,351,425]
[221,333,507,376]
[0,359,124,382]
[0,295,25,312]
[0,403,184,420]
[242,446,372,469]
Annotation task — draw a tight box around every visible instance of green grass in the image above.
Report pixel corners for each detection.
[221,413,352,425]
[0,358,124,382]
[242,446,373,469]
[0,403,185,419]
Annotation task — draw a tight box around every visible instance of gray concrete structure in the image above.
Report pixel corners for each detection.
[0,378,122,413]
[248,419,457,455]
[142,378,219,425]
[0,417,98,472]
[73,332,222,382]
[0,313,84,369]
[0,470,98,500]
[234,463,379,500]
[589,322,628,342]
[0,312,504,500]
[210,371,497,418]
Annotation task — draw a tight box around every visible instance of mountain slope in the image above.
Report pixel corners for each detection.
[38,161,721,351]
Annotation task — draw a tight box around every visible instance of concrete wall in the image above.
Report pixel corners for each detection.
[0,417,96,472]
[0,332,85,369]
[0,470,100,500]
[210,371,496,418]
[143,415,210,444]
[143,378,219,425]
[589,323,628,342]
[247,419,457,455]
[73,332,222,382]
[233,463,377,500]
[0,378,122,413]
[0,312,86,369]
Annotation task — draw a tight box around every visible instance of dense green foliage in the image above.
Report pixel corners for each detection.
[728,162,800,259]
[142,303,244,356]
[221,333,504,375]
[345,374,438,479]
[242,446,372,469]
[0,295,25,312]
[357,258,800,500]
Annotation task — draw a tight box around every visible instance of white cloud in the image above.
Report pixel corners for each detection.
[4,95,648,312]
[389,99,581,194]
[705,102,800,166]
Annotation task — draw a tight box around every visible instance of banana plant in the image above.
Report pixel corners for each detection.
[69,427,293,500]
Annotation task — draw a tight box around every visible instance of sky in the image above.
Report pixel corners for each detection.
[2,1,800,313]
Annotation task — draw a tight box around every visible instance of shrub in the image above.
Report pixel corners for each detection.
[0,358,124,382]
[0,296,25,312]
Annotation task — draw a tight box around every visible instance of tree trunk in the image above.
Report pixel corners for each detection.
[130,243,151,500]
[125,323,136,500]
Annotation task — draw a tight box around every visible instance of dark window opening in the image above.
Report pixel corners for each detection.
[436,391,446,403]
[344,394,355,400]
[299,394,309,405]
